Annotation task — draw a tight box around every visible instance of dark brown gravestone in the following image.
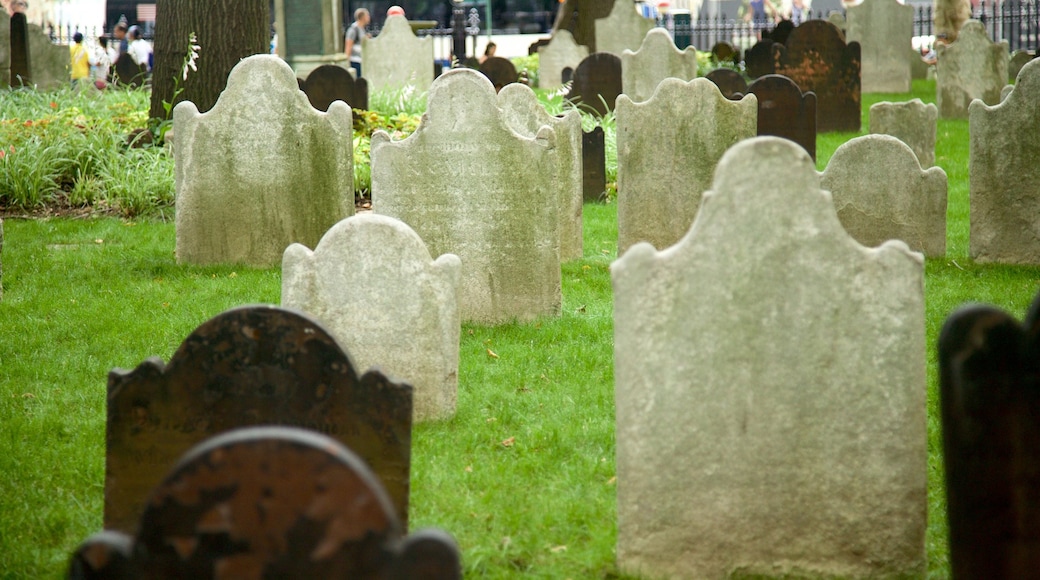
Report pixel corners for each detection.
[71,427,461,580]
[747,74,817,160]
[302,63,370,112]
[9,12,31,86]
[478,56,519,92]
[764,19,795,45]
[938,293,1040,580]
[567,52,622,117]
[582,126,606,202]
[528,37,551,56]
[705,68,748,100]
[710,41,739,66]
[104,305,414,535]
[562,66,574,85]
[112,55,147,88]
[744,40,775,79]
[551,0,616,52]
[773,19,861,133]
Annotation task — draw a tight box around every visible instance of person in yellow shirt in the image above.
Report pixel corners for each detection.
[69,32,89,85]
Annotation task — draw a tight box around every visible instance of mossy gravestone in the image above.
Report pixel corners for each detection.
[613,137,927,579]
[537,30,588,89]
[363,15,434,93]
[104,305,413,534]
[594,0,655,57]
[845,0,913,93]
[774,20,861,133]
[936,20,1008,119]
[620,28,698,104]
[869,99,938,168]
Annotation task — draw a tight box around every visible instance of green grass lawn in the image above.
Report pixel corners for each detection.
[2,79,1040,578]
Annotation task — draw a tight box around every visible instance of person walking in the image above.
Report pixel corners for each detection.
[69,32,90,85]
[344,8,369,79]
[89,35,113,88]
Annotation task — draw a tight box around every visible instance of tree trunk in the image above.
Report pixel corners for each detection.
[551,0,615,53]
[149,0,270,120]
[934,0,971,41]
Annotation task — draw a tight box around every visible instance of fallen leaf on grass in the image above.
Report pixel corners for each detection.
[550,545,567,553]
[607,476,616,485]
[501,436,515,447]
[464,465,472,472]
[486,417,497,423]
[94,239,103,244]
[228,272,237,278]
[582,265,590,271]
[486,348,499,359]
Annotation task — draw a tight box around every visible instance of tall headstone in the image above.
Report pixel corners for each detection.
[616,78,757,253]
[498,83,584,261]
[104,305,414,534]
[594,0,655,57]
[302,63,369,111]
[174,55,354,267]
[821,134,947,257]
[705,68,748,99]
[869,99,937,168]
[969,57,1040,264]
[774,20,861,132]
[583,126,607,202]
[371,69,561,324]
[747,74,817,160]
[845,0,913,93]
[613,136,927,579]
[9,11,29,85]
[283,214,462,422]
[538,30,589,89]
[567,52,623,116]
[936,20,1008,119]
[363,15,434,93]
[744,39,775,78]
[478,56,519,92]
[621,28,699,103]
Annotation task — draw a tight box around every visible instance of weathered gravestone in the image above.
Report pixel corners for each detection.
[744,39,775,78]
[479,56,519,92]
[938,293,1040,580]
[282,214,461,423]
[705,68,748,99]
[78,427,460,579]
[4,11,71,90]
[9,11,29,85]
[25,21,68,90]
[567,52,622,116]
[371,69,561,324]
[845,0,913,93]
[551,0,617,52]
[583,126,607,202]
[747,73,817,160]
[104,305,414,534]
[0,9,10,86]
[302,63,369,111]
[174,54,354,267]
[594,0,655,57]
[821,134,948,257]
[1009,49,1036,81]
[363,15,434,93]
[1001,83,1014,101]
[528,37,551,55]
[538,30,589,89]
[621,28,698,103]
[936,20,1008,119]
[910,47,929,80]
[612,136,927,579]
[499,83,584,261]
[869,99,937,168]
[774,19,861,133]
[617,78,757,254]
[969,57,1040,264]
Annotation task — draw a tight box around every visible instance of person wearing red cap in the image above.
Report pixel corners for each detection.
[387,5,405,16]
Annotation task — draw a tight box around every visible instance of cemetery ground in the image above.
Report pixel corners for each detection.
[1,79,1039,578]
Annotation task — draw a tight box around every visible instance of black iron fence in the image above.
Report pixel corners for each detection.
[975,0,1040,51]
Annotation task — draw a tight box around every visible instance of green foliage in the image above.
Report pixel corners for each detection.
[511,53,539,88]
[367,84,428,117]
[696,49,745,77]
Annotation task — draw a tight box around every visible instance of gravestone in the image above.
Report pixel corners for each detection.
[910,47,929,79]
[821,134,947,257]
[363,15,434,93]
[104,305,414,534]
[283,214,462,422]
[594,0,655,57]
[25,20,67,90]
[583,126,607,202]
[710,41,739,65]
[1001,83,1014,101]
[744,39,775,78]
[371,69,561,324]
[969,57,1040,264]
[845,0,913,93]
[78,427,460,579]
[616,78,757,253]
[478,56,519,92]
[0,9,10,85]
[9,12,29,85]
[613,136,927,579]
[113,56,147,88]
[936,20,1008,119]
[551,0,617,52]
[705,68,748,99]
[302,63,369,111]
[528,37,551,55]
[1008,49,1035,81]
[938,294,1040,579]
[621,28,698,103]
[774,20,861,133]
[498,83,584,261]
[869,99,937,167]
[827,10,846,35]
[567,52,623,116]
[747,74,817,160]
[174,55,354,267]
[538,30,589,89]
[766,19,796,45]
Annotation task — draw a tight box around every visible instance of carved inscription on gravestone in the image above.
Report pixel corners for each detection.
[568,52,623,116]
[774,20,861,133]
[302,63,369,111]
[621,28,698,103]
[747,74,817,160]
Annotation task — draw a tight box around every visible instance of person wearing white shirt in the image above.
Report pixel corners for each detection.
[127,25,152,71]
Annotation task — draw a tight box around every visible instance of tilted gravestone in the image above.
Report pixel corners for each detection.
[774,20,861,133]
[869,99,937,168]
[363,15,434,93]
[283,214,461,422]
[747,73,817,160]
[499,83,584,261]
[1009,49,1036,81]
[613,136,927,579]
[821,134,947,257]
[567,52,623,116]
[478,56,519,92]
[104,305,414,534]
[845,0,913,93]
[77,428,460,579]
[616,78,757,254]
[583,126,607,202]
[174,55,354,267]
[371,69,561,324]
[302,63,369,111]
[969,57,1040,264]
[621,28,698,103]
[594,0,655,57]
[936,20,1008,119]
[938,293,1040,579]
[538,30,589,89]
[705,68,748,99]
[9,12,30,86]
[744,39,775,79]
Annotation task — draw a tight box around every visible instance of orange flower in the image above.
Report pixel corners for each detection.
[49,101,57,109]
